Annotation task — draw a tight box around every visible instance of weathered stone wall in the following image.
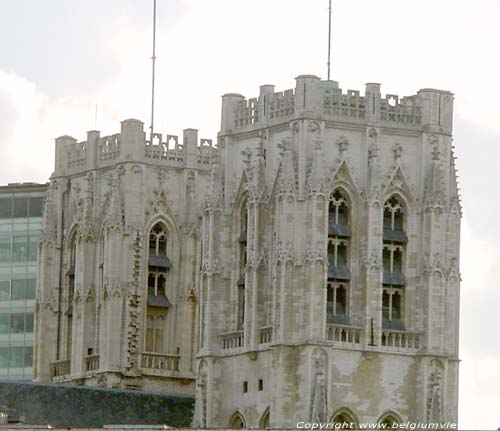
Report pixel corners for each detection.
[195,76,461,428]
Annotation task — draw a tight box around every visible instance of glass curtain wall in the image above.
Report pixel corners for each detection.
[0,186,45,380]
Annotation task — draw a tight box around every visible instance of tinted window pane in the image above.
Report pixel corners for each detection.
[0,238,11,263]
[11,280,26,300]
[0,315,9,333]
[12,236,27,262]
[0,281,9,301]
[0,198,12,219]
[28,236,39,261]
[10,314,25,333]
[25,313,34,333]
[24,346,33,367]
[9,346,24,367]
[0,347,8,367]
[26,279,36,300]
[13,197,28,218]
[28,197,44,218]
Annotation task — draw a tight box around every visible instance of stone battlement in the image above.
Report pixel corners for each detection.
[221,75,453,134]
[54,119,217,177]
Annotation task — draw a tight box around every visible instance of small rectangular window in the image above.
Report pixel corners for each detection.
[24,346,33,367]
[28,236,39,261]
[0,237,11,263]
[10,314,25,333]
[12,236,28,262]
[0,281,9,301]
[11,279,26,300]
[0,198,12,219]
[0,315,9,334]
[0,347,8,367]
[13,197,28,218]
[243,381,248,393]
[258,379,263,391]
[25,313,34,333]
[9,346,24,367]
[26,279,36,300]
[28,197,44,218]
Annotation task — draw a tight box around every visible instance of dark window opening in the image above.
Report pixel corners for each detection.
[13,197,28,218]
[28,197,44,218]
[243,381,248,393]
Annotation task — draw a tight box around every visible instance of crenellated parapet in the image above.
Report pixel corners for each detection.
[54,120,217,177]
[221,75,453,135]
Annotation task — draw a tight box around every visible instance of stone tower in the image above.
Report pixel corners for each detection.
[34,120,216,393]
[193,76,460,427]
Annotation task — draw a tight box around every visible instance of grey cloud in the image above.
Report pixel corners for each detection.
[0,0,187,98]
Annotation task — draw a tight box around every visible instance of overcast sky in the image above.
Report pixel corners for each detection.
[0,0,498,428]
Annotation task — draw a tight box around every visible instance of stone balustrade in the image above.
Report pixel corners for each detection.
[85,354,100,372]
[381,330,421,351]
[49,359,71,378]
[258,326,273,344]
[326,324,362,345]
[140,352,180,371]
[229,79,427,131]
[219,331,244,350]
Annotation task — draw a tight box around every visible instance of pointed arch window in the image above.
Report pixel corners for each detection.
[327,189,351,325]
[379,414,401,428]
[382,196,406,331]
[229,412,246,429]
[332,410,357,429]
[147,222,171,309]
[237,201,248,330]
[65,234,77,358]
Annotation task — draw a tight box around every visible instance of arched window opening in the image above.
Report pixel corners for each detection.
[64,235,77,359]
[332,410,357,429]
[327,189,352,326]
[236,202,248,330]
[149,223,168,256]
[382,196,407,331]
[145,314,164,353]
[145,222,171,354]
[260,408,270,429]
[327,283,348,325]
[147,222,171,309]
[383,196,408,243]
[380,414,400,428]
[230,412,246,429]
[328,190,351,237]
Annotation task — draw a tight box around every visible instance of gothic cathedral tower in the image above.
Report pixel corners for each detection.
[193,75,460,428]
[34,120,216,393]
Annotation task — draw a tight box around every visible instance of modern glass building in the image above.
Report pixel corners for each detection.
[0,182,47,380]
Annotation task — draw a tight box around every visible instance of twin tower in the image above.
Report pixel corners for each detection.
[34,75,460,428]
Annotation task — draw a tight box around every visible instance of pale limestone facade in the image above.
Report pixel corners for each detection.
[34,74,461,429]
[193,76,461,428]
[34,121,216,393]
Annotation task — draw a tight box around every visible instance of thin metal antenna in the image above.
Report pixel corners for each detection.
[327,0,332,81]
[150,0,157,140]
